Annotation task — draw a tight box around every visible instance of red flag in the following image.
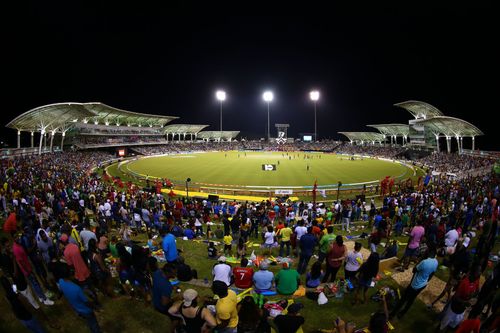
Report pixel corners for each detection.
[312,180,318,207]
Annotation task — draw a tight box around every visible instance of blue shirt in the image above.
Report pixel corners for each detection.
[253,270,274,290]
[152,269,173,312]
[184,229,195,239]
[162,233,178,262]
[299,233,318,257]
[411,257,438,289]
[59,278,92,314]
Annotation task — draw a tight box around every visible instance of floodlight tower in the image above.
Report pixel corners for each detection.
[216,90,226,141]
[310,90,320,141]
[263,91,274,141]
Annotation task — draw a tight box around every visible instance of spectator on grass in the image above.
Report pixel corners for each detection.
[176,256,198,282]
[275,261,300,295]
[323,235,347,283]
[390,250,438,319]
[161,226,178,264]
[352,252,380,305]
[233,258,254,289]
[57,263,102,333]
[273,303,305,333]
[306,261,324,288]
[253,261,274,291]
[168,288,217,333]
[212,280,239,333]
[213,256,233,286]
[297,227,318,274]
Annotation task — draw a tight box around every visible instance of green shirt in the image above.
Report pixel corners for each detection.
[109,243,118,258]
[275,269,300,295]
[319,233,336,254]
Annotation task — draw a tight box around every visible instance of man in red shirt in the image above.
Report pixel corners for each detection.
[60,234,90,283]
[232,258,254,289]
[3,211,18,236]
[12,233,54,305]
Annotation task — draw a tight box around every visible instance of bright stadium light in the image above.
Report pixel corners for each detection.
[263,91,274,102]
[310,90,320,141]
[263,91,274,141]
[216,90,226,139]
[216,90,226,101]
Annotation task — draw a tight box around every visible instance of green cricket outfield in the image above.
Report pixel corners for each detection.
[123,151,414,188]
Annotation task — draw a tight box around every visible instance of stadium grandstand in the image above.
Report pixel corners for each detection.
[338,132,385,145]
[197,130,240,142]
[338,100,484,154]
[3,102,240,157]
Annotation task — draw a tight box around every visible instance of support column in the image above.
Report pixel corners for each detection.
[460,137,463,153]
[455,136,460,154]
[38,130,45,155]
[17,130,21,149]
[60,132,65,151]
[44,133,47,151]
[49,130,55,152]
[31,131,34,148]
[435,134,440,153]
[472,136,475,151]
[446,136,451,154]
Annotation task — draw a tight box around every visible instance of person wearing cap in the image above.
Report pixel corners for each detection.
[212,280,238,333]
[275,261,300,295]
[60,233,91,284]
[213,256,233,286]
[168,288,217,333]
[252,261,274,291]
[273,303,305,333]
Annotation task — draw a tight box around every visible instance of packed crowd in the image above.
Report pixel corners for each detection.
[0,149,499,333]
[419,153,495,174]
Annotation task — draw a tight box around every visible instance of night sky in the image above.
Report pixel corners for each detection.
[4,3,499,150]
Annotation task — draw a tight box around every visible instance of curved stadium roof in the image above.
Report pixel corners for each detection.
[197,131,240,140]
[6,102,178,132]
[367,124,410,136]
[164,124,209,135]
[414,116,483,137]
[338,132,386,142]
[394,100,444,119]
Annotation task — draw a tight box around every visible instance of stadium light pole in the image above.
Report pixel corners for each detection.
[263,91,274,141]
[310,90,320,141]
[216,90,226,142]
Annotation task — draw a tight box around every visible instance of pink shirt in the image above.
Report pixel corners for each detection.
[12,242,32,276]
[64,243,90,282]
[409,225,425,249]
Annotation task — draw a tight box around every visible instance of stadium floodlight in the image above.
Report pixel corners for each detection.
[216,90,226,139]
[263,91,274,141]
[310,90,320,141]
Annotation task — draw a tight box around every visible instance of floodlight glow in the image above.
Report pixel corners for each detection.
[263,91,274,102]
[216,90,226,101]
[310,90,320,101]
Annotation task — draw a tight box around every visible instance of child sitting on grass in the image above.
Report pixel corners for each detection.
[223,232,233,256]
[237,238,247,259]
[208,241,218,259]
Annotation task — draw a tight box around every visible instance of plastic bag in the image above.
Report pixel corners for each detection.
[317,291,328,305]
